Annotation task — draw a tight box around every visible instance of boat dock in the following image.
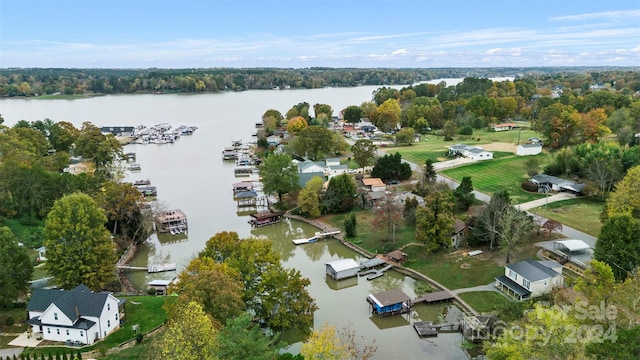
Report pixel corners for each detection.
[359,264,394,280]
[360,257,386,270]
[413,321,460,337]
[117,262,177,273]
[291,230,341,245]
[413,290,455,304]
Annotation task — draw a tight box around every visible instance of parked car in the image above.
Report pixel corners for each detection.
[387,180,400,185]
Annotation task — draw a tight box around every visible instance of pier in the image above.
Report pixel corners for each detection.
[413,321,460,337]
[359,264,394,280]
[117,262,177,273]
[291,230,342,245]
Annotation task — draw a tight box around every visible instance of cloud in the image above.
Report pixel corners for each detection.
[550,9,640,22]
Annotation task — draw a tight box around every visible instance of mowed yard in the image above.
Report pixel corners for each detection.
[439,154,549,204]
[390,127,542,165]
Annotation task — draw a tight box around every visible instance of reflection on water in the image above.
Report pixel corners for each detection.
[325,274,358,290]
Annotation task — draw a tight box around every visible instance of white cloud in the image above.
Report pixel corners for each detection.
[550,9,640,22]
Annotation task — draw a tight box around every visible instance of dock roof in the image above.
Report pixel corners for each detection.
[368,288,411,307]
[326,259,359,272]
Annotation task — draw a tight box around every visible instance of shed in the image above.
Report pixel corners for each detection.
[148,279,174,295]
[367,288,411,316]
[387,250,407,264]
[362,177,386,192]
[516,143,542,156]
[326,259,360,280]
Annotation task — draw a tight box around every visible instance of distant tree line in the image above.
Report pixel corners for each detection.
[1,66,638,97]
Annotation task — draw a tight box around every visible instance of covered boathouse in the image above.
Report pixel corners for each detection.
[325,259,360,280]
[248,211,283,228]
[367,288,412,316]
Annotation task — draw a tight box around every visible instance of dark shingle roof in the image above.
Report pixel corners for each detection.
[27,284,113,322]
[506,259,559,282]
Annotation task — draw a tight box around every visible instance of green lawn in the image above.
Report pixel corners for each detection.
[529,197,604,237]
[458,291,514,314]
[0,306,29,334]
[402,247,505,290]
[389,127,542,165]
[439,154,550,204]
[1,217,44,248]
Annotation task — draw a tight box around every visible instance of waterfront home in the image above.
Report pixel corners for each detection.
[325,259,360,280]
[495,259,564,301]
[26,284,124,345]
[367,288,412,316]
[155,209,188,233]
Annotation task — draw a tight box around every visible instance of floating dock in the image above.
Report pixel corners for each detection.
[291,230,341,245]
[147,263,177,273]
[413,322,460,337]
[359,264,393,280]
[292,237,318,245]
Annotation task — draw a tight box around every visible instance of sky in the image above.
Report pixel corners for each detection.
[0,0,639,69]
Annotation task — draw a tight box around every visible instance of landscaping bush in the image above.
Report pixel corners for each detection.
[5,315,14,326]
[521,181,539,192]
[147,288,157,295]
[135,333,144,344]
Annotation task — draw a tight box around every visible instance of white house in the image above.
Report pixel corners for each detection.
[26,284,124,345]
[326,259,360,280]
[327,164,349,178]
[296,160,325,174]
[448,144,493,160]
[516,143,542,156]
[495,259,564,300]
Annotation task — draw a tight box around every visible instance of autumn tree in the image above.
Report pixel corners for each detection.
[415,189,455,252]
[259,154,300,204]
[43,192,118,290]
[298,176,324,218]
[159,301,218,360]
[374,98,401,132]
[95,181,148,242]
[75,122,123,168]
[351,139,377,171]
[533,103,581,149]
[286,116,308,135]
[494,206,534,264]
[168,257,245,327]
[395,127,415,145]
[441,120,457,140]
[0,227,33,307]
[301,322,377,360]
[604,165,640,219]
[472,190,511,251]
[262,109,283,133]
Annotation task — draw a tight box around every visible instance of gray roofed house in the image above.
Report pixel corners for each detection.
[26,284,124,345]
[495,259,563,300]
[529,174,585,194]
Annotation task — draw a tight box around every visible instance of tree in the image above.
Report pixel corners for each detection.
[370,192,402,243]
[524,157,541,177]
[0,227,33,308]
[604,165,640,219]
[495,206,534,264]
[395,127,415,145]
[301,322,378,360]
[95,181,148,241]
[415,189,455,252]
[48,121,78,152]
[43,192,117,290]
[484,304,587,360]
[75,122,123,168]
[289,126,335,160]
[343,105,363,124]
[370,152,412,182]
[344,213,357,238]
[168,257,245,327]
[534,103,581,149]
[594,213,640,281]
[585,157,623,200]
[298,176,324,218]
[422,159,437,185]
[323,173,356,213]
[259,154,300,203]
[286,116,308,135]
[351,139,377,171]
[216,313,284,360]
[441,120,457,140]
[474,190,511,251]
[159,301,218,360]
[374,98,401,132]
[454,176,475,210]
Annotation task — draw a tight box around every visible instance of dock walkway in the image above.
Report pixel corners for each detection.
[413,290,455,304]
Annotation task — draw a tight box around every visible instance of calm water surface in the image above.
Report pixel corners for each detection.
[1,82,473,359]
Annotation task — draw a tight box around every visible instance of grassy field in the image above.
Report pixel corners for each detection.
[529,198,604,237]
[389,127,542,165]
[458,291,514,314]
[439,154,550,204]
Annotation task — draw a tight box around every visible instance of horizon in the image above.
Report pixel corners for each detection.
[1,0,639,69]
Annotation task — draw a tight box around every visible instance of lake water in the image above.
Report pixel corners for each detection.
[0,80,482,359]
